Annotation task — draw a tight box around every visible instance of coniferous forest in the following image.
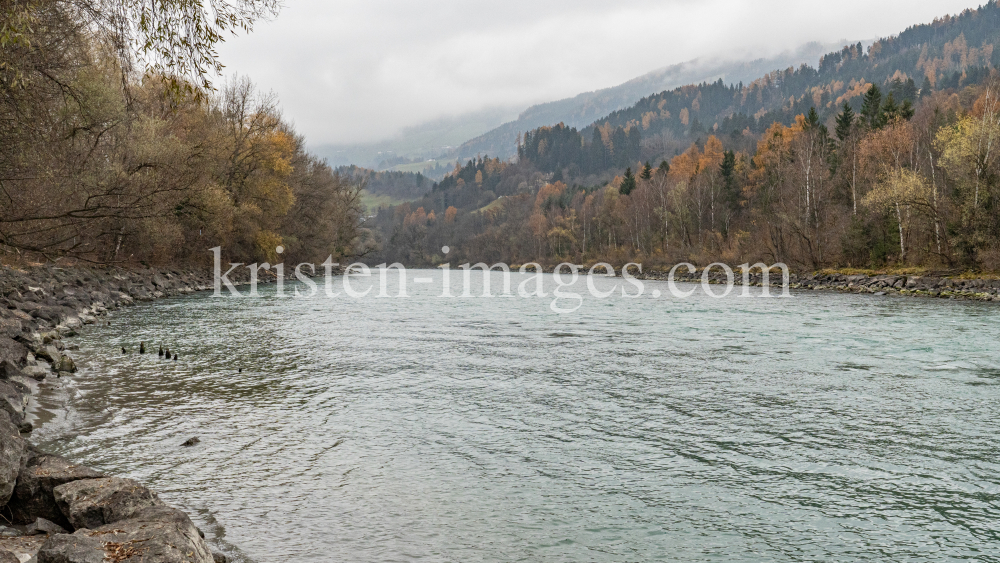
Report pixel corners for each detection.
[372,3,1000,272]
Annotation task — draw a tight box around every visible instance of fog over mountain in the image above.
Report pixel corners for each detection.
[311,42,853,169]
[216,0,981,164]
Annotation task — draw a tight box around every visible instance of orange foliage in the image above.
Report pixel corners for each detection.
[534,181,567,210]
[670,144,701,181]
[700,135,725,171]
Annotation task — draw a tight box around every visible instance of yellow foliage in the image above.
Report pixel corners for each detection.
[861,169,930,211]
[936,106,1000,204]
[254,231,283,262]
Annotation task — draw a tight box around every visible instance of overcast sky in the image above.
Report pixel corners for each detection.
[216,0,984,146]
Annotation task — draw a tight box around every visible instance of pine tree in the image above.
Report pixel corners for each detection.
[658,160,670,174]
[920,76,933,98]
[611,127,627,168]
[640,161,652,180]
[901,78,918,102]
[835,102,855,142]
[619,167,637,195]
[861,84,883,129]
[900,99,915,120]
[588,127,607,173]
[720,150,739,210]
[806,107,821,130]
[689,117,705,137]
[882,92,900,123]
[626,127,642,165]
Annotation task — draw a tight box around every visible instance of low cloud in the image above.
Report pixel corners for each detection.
[217,0,983,145]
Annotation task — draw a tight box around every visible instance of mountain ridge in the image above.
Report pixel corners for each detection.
[313,42,850,171]
[454,41,851,161]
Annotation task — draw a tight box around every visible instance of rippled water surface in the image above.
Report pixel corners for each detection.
[28,271,1000,562]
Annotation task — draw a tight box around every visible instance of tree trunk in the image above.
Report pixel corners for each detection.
[928,148,941,256]
[851,142,858,215]
[895,202,905,263]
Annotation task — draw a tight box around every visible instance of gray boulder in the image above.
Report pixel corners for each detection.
[35,534,106,563]
[0,317,21,339]
[0,380,27,424]
[0,550,20,563]
[20,364,48,381]
[53,477,162,530]
[37,506,214,563]
[33,345,60,365]
[32,306,70,325]
[55,356,76,373]
[0,416,24,505]
[7,451,105,527]
[0,360,23,380]
[0,337,26,365]
[25,517,68,536]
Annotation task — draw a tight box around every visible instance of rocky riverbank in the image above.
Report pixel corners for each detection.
[641,268,1000,302]
[0,264,258,563]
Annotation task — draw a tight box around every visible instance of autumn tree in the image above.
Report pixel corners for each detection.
[936,83,1000,262]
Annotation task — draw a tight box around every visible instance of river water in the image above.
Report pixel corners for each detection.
[27,270,1000,562]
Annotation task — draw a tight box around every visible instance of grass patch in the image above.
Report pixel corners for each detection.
[387,161,439,174]
[817,266,931,277]
[475,196,507,213]
[360,190,412,214]
[816,266,1000,279]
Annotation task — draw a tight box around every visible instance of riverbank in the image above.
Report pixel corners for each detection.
[640,268,1000,301]
[0,264,259,562]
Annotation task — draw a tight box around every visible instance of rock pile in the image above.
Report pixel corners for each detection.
[643,268,1000,301]
[0,264,256,562]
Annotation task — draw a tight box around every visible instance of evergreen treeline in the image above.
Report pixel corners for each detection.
[0,0,365,265]
[516,123,642,176]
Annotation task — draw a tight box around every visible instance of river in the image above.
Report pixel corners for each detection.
[26,270,1000,561]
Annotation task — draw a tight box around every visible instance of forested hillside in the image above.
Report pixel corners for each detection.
[512,5,1000,177]
[455,43,842,161]
[372,2,1000,272]
[0,0,367,266]
[335,166,433,202]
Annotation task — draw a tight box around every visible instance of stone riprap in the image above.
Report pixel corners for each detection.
[0,264,259,562]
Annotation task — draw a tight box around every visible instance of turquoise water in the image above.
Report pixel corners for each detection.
[29,271,1000,561]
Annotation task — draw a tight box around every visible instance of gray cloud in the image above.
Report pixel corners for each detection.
[216,0,984,145]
